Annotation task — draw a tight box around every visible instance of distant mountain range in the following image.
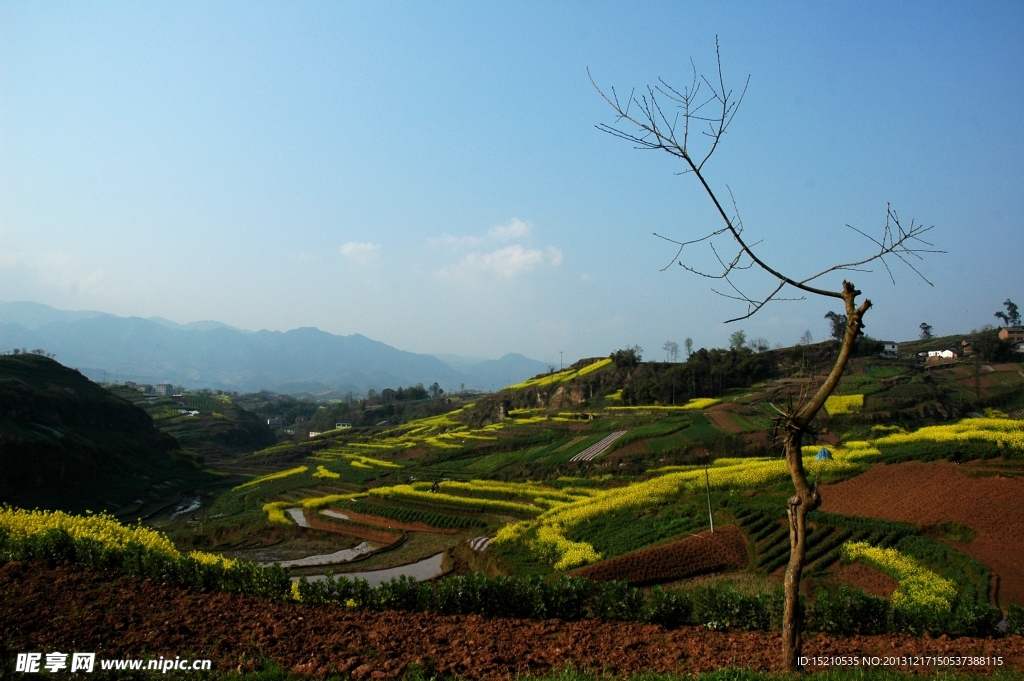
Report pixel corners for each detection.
[0,301,551,396]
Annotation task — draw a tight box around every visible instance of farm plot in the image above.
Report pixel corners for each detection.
[570,431,627,462]
[821,461,1024,606]
[571,524,747,585]
[321,507,458,534]
[704,404,747,434]
[301,509,403,546]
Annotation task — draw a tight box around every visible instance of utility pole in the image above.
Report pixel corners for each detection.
[559,351,563,371]
[704,460,715,533]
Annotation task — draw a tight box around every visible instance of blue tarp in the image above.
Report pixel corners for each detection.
[815,447,834,460]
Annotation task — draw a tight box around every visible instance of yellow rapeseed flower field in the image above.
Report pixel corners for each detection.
[825,394,864,415]
[233,466,309,491]
[0,507,179,556]
[842,541,956,611]
[0,507,235,568]
[312,465,341,479]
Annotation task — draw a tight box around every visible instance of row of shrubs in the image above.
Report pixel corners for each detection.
[4,525,1022,637]
[0,527,291,600]
[298,571,1024,637]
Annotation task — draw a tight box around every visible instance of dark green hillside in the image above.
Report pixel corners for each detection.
[109,387,275,464]
[0,353,206,513]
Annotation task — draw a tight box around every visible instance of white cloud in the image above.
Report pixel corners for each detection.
[340,241,381,264]
[436,244,562,281]
[430,218,562,282]
[431,218,533,251]
[487,218,531,241]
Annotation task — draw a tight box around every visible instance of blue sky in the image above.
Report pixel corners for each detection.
[1,2,1021,364]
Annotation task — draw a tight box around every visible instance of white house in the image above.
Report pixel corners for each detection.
[926,348,959,360]
[880,341,898,357]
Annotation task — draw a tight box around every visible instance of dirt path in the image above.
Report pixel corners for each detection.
[821,461,1024,606]
[2,561,1021,678]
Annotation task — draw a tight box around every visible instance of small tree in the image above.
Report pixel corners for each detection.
[825,311,847,341]
[799,330,814,345]
[748,336,771,353]
[684,337,694,359]
[728,329,747,350]
[998,299,1020,327]
[611,345,643,367]
[920,322,934,339]
[592,41,938,670]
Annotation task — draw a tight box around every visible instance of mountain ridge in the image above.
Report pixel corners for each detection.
[0,301,550,394]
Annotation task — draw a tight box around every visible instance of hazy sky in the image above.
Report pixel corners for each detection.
[2,2,1022,364]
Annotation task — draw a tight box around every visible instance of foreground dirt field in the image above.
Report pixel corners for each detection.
[821,461,1024,607]
[2,560,1022,678]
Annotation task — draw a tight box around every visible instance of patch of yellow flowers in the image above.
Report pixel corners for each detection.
[312,465,341,479]
[825,394,864,415]
[605,397,720,412]
[871,417,1024,452]
[0,507,235,568]
[842,541,956,612]
[505,358,613,390]
[233,466,308,491]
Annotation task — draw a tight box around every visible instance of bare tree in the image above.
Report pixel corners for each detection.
[591,40,940,670]
[663,340,680,362]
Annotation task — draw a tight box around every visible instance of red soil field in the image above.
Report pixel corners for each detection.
[572,525,748,586]
[2,561,1021,678]
[836,562,899,599]
[821,461,1024,606]
[324,508,458,535]
[303,511,403,546]
[705,404,746,435]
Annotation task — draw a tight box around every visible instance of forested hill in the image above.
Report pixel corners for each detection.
[0,353,205,513]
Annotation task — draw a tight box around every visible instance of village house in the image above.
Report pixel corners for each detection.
[998,326,1024,344]
[919,347,959,364]
[880,341,898,357]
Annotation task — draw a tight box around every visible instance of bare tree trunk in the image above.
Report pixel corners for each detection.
[782,429,819,669]
[779,282,870,670]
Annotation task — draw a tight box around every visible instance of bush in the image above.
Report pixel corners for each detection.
[1007,604,1024,636]
[691,585,783,631]
[807,585,889,635]
[643,586,693,628]
[589,580,645,620]
[946,602,1002,638]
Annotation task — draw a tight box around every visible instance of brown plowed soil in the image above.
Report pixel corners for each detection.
[2,561,1022,678]
[324,508,458,535]
[821,461,1024,606]
[705,404,746,434]
[836,562,899,599]
[572,525,748,586]
[303,511,403,545]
